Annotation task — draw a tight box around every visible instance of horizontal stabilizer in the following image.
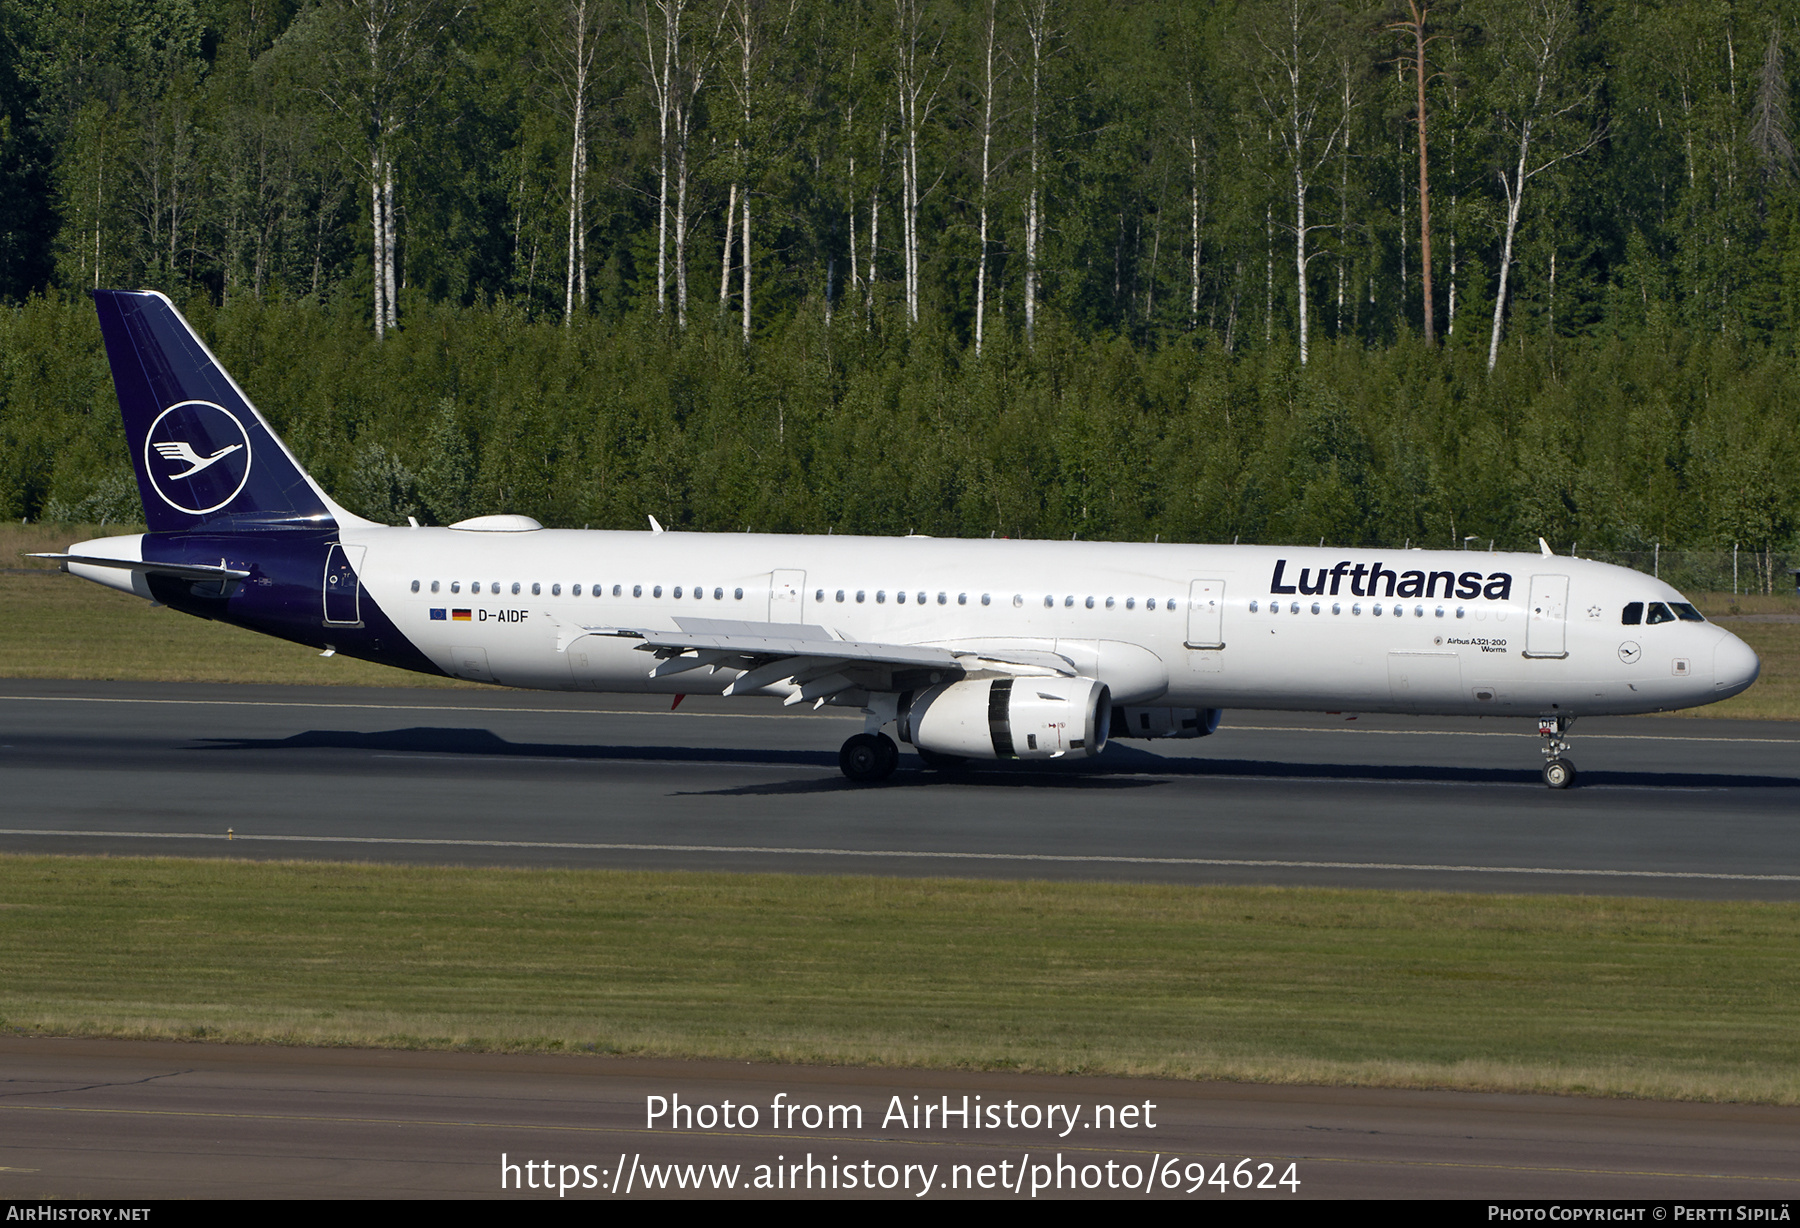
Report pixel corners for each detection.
[30,553,251,583]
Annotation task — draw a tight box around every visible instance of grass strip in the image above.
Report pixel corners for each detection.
[3,855,1798,1103]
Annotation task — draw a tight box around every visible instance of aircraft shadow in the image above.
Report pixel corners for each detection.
[190,727,1799,791]
[194,726,837,768]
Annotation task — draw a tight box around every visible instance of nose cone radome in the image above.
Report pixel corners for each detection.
[1713,631,1761,699]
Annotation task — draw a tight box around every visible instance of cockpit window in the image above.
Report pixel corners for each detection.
[1670,602,1705,622]
[1622,602,1643,625]
[1646,601,1676,625]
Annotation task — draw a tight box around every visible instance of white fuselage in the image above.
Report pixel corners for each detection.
[319,525,1758,719]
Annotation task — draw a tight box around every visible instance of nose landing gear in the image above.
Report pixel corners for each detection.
[1539,715,1577,789]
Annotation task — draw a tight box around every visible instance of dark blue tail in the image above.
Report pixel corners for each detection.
[95,289,340,532]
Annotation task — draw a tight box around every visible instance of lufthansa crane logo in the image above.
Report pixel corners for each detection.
[144,401,253,515]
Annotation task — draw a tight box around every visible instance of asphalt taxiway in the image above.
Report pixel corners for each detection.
[2,679,1797,898]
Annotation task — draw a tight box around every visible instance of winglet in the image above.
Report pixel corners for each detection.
[648,515,664,534]
[1539,537,1553,556]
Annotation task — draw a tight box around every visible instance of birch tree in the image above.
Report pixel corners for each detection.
[314,0,465,338]
[1019,0,1052,344]
[1483,0,1599,371]
[894,0,942,327]
[972,0,1002,355]
[1243,0,1352,366]
[554,0,605,322]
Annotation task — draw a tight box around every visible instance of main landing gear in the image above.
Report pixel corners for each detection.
[840,732,899,783]
[1539,715,1577,789]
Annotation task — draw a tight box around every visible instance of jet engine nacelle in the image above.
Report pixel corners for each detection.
[899,677,1111,760]
[1109,706,1223,740]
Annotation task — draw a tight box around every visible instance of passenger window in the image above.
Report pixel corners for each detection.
[958,593,967,605]
[714,587,724,599]
[1043,595,1054,608]
[612,584,622,597]
[1147,598,1158,610]
[672,586,682,598]
[1249,600,1259,612]
[1647,602,1675,625]
[877,591,886,603]
[532,582,541,596]
[1085,596,1095,609]
[837,590,846,602]
[896,591,906,604]
[512,582,522,595]
[632,585,642,597]
[1311,602,1320,614]
[1622,602,1643,625]
[451,581,461,593]
[430,580,440,594]
[816,588,824,602]
[550,583,560,596]
[1126,597,1135,609]
[856,590,866,603]
[410,580,419,593]
[1105,596,1115,609]
[654,585,663,598]
[917,592,926,604]
[938,592,948,605]
[734,587,744,599]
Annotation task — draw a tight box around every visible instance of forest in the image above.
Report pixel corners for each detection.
[0,0,1795,560]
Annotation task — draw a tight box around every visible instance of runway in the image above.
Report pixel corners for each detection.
[2,679,1798,898]
[5,1037,1800,1200]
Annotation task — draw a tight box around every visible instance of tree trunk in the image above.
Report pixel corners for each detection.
[974,0,995,356]
[1487,122,1530,372]
[1407,2,1436,345]
[720,179,736,314]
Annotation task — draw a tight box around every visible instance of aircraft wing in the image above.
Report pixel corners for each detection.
[560,615,1074,707]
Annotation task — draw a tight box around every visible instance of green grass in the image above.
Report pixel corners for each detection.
[4,856,1799,1102]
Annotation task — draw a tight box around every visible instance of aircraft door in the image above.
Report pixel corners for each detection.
[768,569,806,622]
[323,543,366,626]
[1524,574,1570,659]
[1185,579,1225,649]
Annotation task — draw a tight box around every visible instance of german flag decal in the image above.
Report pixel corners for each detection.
[451,609,472,621]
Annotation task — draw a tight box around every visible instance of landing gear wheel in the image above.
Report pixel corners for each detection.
[840,733,899,783]
[1542,758,1577,790]
[916,747,968,772]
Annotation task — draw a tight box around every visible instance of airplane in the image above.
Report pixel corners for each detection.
[36,290,1761,788]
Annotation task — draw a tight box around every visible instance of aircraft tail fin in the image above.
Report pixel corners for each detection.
[93,289,363,533]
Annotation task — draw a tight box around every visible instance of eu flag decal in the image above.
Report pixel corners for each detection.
[430,608,447,621]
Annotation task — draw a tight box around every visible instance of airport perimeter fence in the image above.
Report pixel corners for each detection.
[1573,548,1798,596]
